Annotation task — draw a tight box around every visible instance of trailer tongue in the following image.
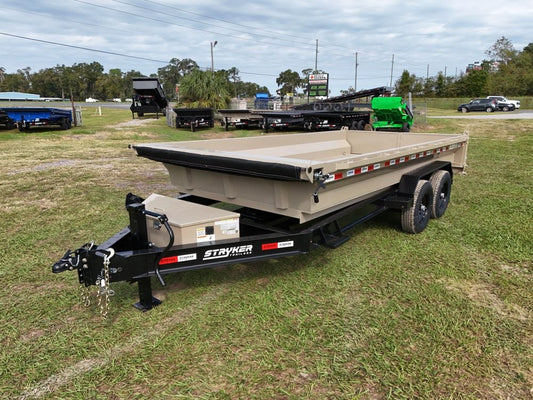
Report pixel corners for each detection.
[52,129,468,315]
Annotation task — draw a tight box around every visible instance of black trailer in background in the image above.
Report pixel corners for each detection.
[130,77,168,119]
[218,109,263,130]
[174,107,214,131]
[253,86,392,132]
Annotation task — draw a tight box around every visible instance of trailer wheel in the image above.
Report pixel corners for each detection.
[357,120,366,130]
[402,122,410,132]
[401,180,433,234]
[61,119,71,130]
[429,170,451,219]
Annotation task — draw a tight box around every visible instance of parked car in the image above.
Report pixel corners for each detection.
[457,98,497,113]
[487,96,520,110]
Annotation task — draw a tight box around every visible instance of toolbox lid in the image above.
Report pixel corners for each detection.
[142,194,239,228]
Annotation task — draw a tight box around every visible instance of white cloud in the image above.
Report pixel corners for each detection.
[1,0,532,95]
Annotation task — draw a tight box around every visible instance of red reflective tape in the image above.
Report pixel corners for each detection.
[334,172,343,180]
[262,243,278,251]
[159,256,178,265]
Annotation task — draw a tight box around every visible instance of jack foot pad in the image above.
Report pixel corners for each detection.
[133,296,162,312]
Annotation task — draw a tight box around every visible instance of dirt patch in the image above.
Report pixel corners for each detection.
[112,118,160,129]
[7,160,80,175]
[441,279,531,321]
[200,131,238,140]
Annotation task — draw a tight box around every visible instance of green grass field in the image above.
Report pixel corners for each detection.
[0,108,531,399]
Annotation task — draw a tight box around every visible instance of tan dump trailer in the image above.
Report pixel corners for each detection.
[53,128,468,313]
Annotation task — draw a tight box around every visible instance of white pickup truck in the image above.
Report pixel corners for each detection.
[487,96,520,110]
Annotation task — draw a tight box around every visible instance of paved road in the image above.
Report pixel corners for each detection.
[429,110,533,119]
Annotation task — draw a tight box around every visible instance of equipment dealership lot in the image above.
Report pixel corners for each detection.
[0,108,531,399]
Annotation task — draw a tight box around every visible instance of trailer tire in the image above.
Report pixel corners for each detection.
[401,180,433,234]
[61,119,71,130]
[357,120,366,130]
[402,122,410,132]
[429,170,451,219]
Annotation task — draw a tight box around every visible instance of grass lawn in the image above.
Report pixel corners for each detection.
[0,108,531,399]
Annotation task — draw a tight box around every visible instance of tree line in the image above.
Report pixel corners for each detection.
[1,37,531,106]
[394,37,533,97]
[0,58,270,104]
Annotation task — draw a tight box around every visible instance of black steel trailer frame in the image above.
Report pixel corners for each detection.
[256,110,371,133]
[174,108,215,132]
[52,161,453,312]
[218,109,263,131]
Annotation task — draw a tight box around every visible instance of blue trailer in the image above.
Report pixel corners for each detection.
[0,107,73,131]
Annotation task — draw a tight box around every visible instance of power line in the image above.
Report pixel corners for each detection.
[134,0,365,56]
[73,0,319,52]
[0,32,169,64]
[140,0,317,44]
[112,0,313,47]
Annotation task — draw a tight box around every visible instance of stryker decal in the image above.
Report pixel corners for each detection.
[203,245,253,260]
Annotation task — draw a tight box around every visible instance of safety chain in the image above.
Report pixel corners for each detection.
[80,284,91,307]
[96,248,115,319]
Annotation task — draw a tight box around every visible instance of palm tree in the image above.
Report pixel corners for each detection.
[180,70,231,109]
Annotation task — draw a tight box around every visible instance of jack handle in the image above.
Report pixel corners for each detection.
[142,210,174,287]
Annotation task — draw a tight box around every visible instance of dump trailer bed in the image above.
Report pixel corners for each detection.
[0,107,72,131]
[130,77,168,118]
[134,129,468,223]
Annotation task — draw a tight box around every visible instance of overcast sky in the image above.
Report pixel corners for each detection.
[1,0,531,96]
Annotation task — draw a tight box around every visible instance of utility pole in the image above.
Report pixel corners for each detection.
[354,52,359,92]
[314,39,319,72]
[389,53,394,87]
[210,41,218,73]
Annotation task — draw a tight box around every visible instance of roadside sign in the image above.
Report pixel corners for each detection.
[308,73,329,97]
